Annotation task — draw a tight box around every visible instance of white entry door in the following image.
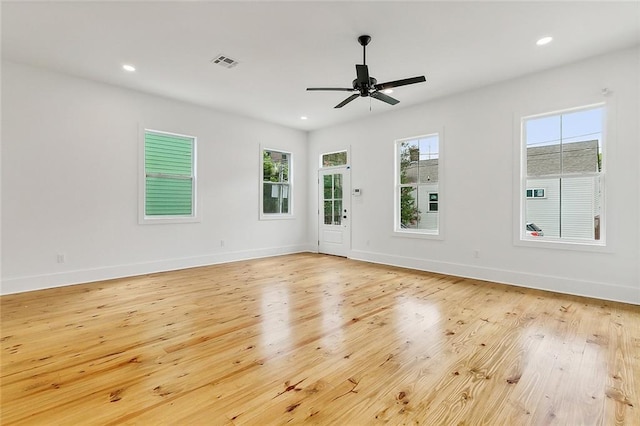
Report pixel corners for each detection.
[318,167,351,257]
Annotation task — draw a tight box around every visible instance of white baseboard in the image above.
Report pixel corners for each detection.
[349,249,640,306]
[1,245,311,296]
[4,247,636,306]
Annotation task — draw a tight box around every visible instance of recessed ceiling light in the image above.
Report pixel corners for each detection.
[300,116,308,120]
[536,36,553,46]
[122,64,136,72]
[382,89,394,94]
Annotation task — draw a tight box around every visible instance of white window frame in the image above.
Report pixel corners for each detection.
[260,147,294,220]
[138,127,200,225]
[516,102,607,249]
[393,132,443,239]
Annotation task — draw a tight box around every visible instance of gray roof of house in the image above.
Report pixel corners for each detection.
[404,159,439,183]
[401,140,598,183]
[527,140,599,176]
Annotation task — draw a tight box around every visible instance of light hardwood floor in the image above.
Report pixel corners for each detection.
[1,253,639,425]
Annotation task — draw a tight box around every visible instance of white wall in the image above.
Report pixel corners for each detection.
[3,48,638,305]
[1,61,310,294]
[308,47,640,305]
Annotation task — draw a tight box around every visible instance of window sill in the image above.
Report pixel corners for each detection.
[139,215,201,225]
[515,236,609,252]
[260,214,296,221]
[393,230,443,241]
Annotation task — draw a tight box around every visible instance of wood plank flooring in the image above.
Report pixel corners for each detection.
[1,253,639,425]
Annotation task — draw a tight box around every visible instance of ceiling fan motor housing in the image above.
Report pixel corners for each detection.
[353,77,377,95]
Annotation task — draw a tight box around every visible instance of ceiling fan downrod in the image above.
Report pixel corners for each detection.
[358,35,371,65]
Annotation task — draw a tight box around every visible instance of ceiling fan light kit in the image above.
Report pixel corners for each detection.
[307,35,426,109]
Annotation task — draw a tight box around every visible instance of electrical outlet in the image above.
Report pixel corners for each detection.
[220,240,225,247]
[473,250,480,259]
[57,253,66,263]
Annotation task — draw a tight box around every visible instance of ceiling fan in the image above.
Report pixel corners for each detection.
[307,35,426,108]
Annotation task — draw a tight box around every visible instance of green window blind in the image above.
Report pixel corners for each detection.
[145,131,194,216]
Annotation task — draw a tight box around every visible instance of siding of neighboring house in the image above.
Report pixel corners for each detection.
[526,140,600,239]
[526,176,599,239]
[418,184,439,230]
[561,176,597,239]
[526,178,560,237]
[405,159,439,231]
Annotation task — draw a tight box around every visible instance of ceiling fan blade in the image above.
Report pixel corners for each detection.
[334,93,360,108]
[356,64,370,86]
[374,76,426,91]
[307,87,356,92]
[370,91,399,105]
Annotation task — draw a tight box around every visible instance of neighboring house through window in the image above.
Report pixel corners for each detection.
[522,104,604,243]
[142,129,197,223]
[262,149,292,217]
[395,134,440,235]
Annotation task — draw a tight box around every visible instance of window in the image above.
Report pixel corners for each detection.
[395,134,440,234]
[142,129,197,223]
[262,149,291,216]
[321,151,347,167]
[521,104,604,243]
[526,188,546,198]
[428,193,439,212]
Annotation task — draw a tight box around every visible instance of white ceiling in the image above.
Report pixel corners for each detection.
[2,1,639,131]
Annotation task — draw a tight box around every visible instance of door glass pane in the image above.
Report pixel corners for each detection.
[334,200,342,225]
[324,201,332,225]
[324,175,333,199]
[333,174,342,199]
[322,172,345,226]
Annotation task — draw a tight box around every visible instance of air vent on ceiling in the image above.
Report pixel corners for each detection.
[211,54,239,69]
